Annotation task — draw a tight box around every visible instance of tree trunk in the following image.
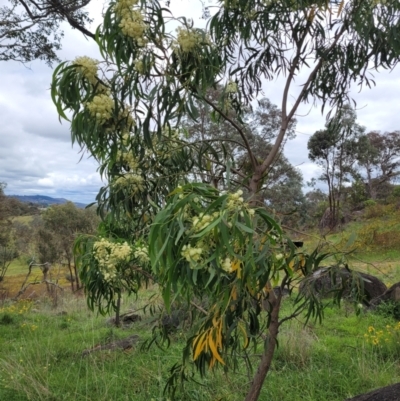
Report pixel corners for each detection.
[244,295,281,401]
[67,260,75,291]
[115,294,121,327]
[73,255,80,289]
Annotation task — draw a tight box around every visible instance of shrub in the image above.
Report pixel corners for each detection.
[363,320,400,359]
[363,199,377,208]
[0,313,14,325]
[364,203,395,219]
[375,301,400,321]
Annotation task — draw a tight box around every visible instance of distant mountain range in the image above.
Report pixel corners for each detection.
[9,195,87,209]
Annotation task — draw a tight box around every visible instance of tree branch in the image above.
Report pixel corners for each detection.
[201,96,258,172]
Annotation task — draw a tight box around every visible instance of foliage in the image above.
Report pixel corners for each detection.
[41,202,99,289]
[363,321,400,359]
[35,227,61,265]
[374,301,400,321]
[182,90,306,226]
[51,0,400,399]
[0,183,17,281]
[357,131,400,200]
[0,245,16,282]
[364,199,377,208]
[364,203,395,220]
[0,0,94,65]
[149,183,325,376]
[308,105,365,229]
[74,219,151,316]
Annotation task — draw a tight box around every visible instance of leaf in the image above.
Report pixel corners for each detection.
[238,321,249,349]
[345,232,357,249]
[191,215,222,238]
[193,331,208,361]
[208,332,225,365]
[234,220,254,234]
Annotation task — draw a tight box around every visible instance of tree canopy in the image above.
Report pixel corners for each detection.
[52,0,400,400]
[308,105,365,228]
[0,0,95,65]
[357,130,400,200]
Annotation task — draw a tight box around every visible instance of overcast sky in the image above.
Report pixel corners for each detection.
[1,1,400,204]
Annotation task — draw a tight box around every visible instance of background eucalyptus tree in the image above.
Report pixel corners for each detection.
[308,105,365,229]
[356,130,400,201]
[52,0,400,400]
[0,0,95,65]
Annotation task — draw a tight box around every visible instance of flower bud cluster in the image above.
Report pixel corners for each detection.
[87,94,114,124]
[115,0,146,45]
[221,257,233,273]
[117,150,139,170]
[226,81,238,94]
[122,132,131,146]
[134,59,144,74]
[93,238,132,282]
[74,56,99,85]
[114,172,144,194]
[226,189,244,210]
[192,212,219,233]
[175,27,202,52]
[181,244,203,265]
[117,106,135,129]
[134,245,149,264]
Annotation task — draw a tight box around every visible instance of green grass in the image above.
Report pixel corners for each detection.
[1,294,400,401]
[301,208,400,287]
[7,258,31,276]
[2,208,400,401]
[12,215,35,225]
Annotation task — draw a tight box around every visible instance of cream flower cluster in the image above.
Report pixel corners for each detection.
[181,244,203,264]
[117,150,139,170]
[175,27,202,52]
[118,106,135,129]
[226,81,238,94]
[114,172,144,194]
[74,56,98,85]
[226,189,244,210]
[115,0,146,45]
[192,212,219,232]
[134,245,149,264]
[134,59,144,74]
[122,132,131,146]
[93,238,132,282]
[221,257,233,273]
[87,94,114,124]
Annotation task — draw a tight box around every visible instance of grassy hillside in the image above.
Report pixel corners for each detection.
[11,215,35,225]
[301,203,400,287]
[0,294,399,401]
[1,205,400,401]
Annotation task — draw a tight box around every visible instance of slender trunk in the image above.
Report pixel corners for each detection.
[43,263,50,293]
[115,293,121,327]
[67,260,75,291]
[366,163,375,200]
[73,255,80,290]
[244,296,281,401]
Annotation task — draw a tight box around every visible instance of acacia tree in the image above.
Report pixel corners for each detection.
[0,0,94,65]
[52,0,400,400]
